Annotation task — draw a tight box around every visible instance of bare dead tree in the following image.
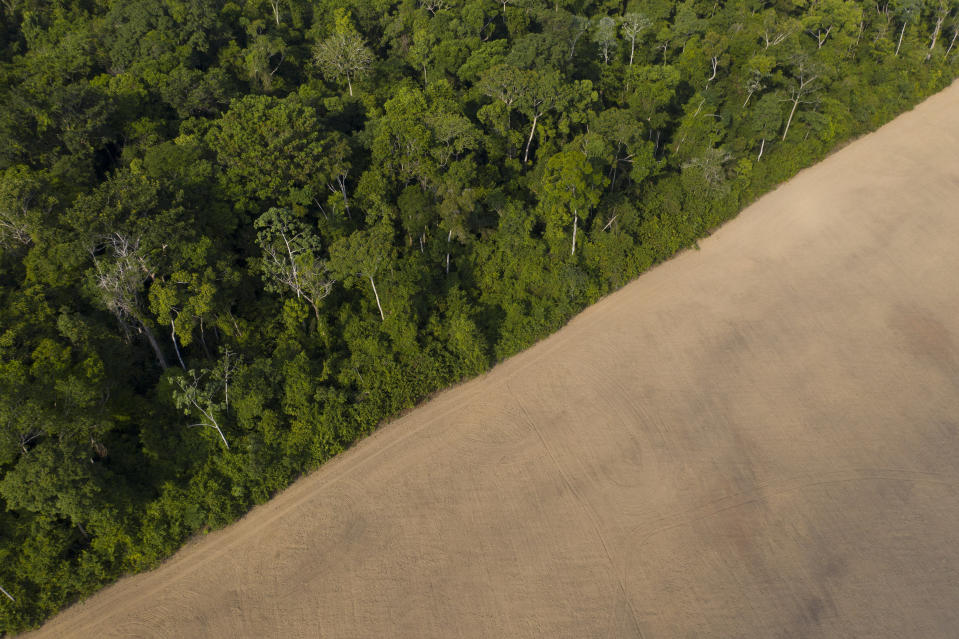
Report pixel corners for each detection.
[682,148,733,188]
[173,367,231,450]
[945,21,959,56]
[330,170,351,218]
[808,25,833,48]
[742,69,766,108]
[622,13,652,66]
[91,234,169,370]
[762,14,795,49]
[219,348,238,410]
[873,1,894,42]
[851,19,865,54]
[255,209,335,323]
[0,167,51,249]
[896,17,908,56]
[781,65,818,141]
[18,429,41,454]
[764,29,791,48]
[0,206,32,247]
[928,0,952,57]
[705,56,720,89]
[419,0,448,14]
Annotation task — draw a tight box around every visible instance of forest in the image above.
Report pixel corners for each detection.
[1,0,957,632]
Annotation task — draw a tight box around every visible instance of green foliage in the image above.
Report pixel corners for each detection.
[255,208,333,322]
[537,150,605,254]
[207,95,329,209]
[312,33,374,96]
[2,0,958,633]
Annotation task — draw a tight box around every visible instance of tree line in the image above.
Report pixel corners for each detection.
[1,0,957,631]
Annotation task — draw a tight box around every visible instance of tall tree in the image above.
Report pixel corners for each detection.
[329,223,392,321]
[313,33,374,96]
[312,9,375,96]
[91,234,169,370]
[781,60,818,141]
[592,15,619,64]
[928,0,956,55]
[622,13,652,66]
[0,166,50,249]
[255,208,334,323]
[892,0,923,55]
[207,95,328,208]
[537,151,605,255]
[747,93,784,160]
[172,357,236,450]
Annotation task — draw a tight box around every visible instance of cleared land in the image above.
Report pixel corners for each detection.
[23,83,959,638]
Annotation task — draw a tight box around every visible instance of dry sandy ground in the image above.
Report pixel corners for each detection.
[23,84,959,638]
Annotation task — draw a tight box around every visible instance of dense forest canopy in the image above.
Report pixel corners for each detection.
[1,0,956,631]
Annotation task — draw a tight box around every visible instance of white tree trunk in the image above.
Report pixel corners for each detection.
[946,26,959,57]
[446,229,452,274]
[523,114,540,163]
[782,98,800,141]
[0,585,15,602]
[337,174,351,217]
[171,320,186,370]
[571,210,578,255]
[347,74,353,96]
[370,276,385,321]
[757,137,766,160]
[814,26,832,48]
[189,409,229,450]
[141,323,169,370]
[930,17,944,52]
[224,361,230,410]
[280,229,300,294]
[896,21,906,56]
[705,56,718,89]
[211,423,230,449]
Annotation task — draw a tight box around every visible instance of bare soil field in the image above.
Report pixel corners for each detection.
[23,83,959,638]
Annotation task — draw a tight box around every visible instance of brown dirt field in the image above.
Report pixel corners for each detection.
[23,83,959,638]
